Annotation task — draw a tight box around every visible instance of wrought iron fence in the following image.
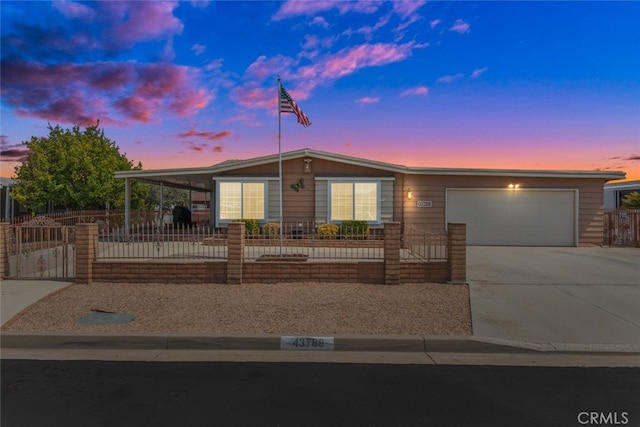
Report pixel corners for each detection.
[5,225,76,279]
[244,221,384,261]
[98,223,227,259]
[401,225,448,262]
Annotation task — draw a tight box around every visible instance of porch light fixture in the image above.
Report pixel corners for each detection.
[303,157,312,173]
[508,183,520,189]
[407,189,413,200]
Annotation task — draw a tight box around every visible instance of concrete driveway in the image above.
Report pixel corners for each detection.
[468,246,640,346]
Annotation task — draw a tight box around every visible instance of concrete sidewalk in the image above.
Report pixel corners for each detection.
[1,280,71,325]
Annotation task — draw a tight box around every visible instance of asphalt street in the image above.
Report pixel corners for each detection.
[2,360,639,427]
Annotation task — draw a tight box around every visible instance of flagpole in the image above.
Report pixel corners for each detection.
[277,76,283,256]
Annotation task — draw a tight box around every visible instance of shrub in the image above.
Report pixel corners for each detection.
[317,223,339,239]
[233,219,260,235]
[262,222,280,238]
[339,220,369,239]
[622,192,640,208]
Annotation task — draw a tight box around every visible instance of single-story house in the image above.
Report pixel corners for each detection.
[604,180,640,209]
[115,148,625,247]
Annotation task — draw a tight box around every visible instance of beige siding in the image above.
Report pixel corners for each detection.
[315,180,328,223]
[401,175,607,245]
[212,156,607,245]
[267,179,280,222]
[380,180,394,222]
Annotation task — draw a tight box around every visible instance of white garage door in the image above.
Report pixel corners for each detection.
[446,189,576,246]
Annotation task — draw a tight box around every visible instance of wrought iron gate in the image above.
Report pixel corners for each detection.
[6,222,76,280]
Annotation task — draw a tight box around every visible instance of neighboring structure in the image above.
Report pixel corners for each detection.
[604,180,640,209]
[115,148,625,247]
[0,177,17,222]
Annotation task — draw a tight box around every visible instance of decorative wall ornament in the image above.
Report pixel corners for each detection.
[290,178,305,192]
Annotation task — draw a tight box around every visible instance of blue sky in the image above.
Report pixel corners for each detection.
[1,1,638,181]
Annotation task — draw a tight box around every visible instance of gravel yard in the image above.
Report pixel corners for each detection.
[3,282,471,336]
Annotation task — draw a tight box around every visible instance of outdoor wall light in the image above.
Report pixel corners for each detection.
[407,189,413,200]
[303,157,312,173]
[508,183,520,189]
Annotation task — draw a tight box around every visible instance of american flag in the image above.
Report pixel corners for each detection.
[279,84,311,127]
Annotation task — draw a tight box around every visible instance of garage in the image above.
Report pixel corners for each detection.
[446,189,577,246]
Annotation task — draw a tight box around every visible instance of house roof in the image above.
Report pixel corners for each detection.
[604,179,640,190]
[114,148,626,191]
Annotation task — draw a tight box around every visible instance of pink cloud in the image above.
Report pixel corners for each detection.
[311,42,419,80]
[430,19,442,29]
[437,73,464,83]
[302,35,336,51]
[392,0,427,19]
[178,129,231,141]
[1,60,211,125]
[232,83,274,110]
[401,86,429,96]
[0,137,30,163]
[273,0,380,20]
[246,55,297,81]
[310,16,330,29]
[53,1,96,20]
[114,96,155,123]
[470,67,488,79]
[450,19,470,34]
[89,63,134,90]
[191,44,207,55]
[357,14,391,40]
[100,1,183,47]
[356,96,380,105]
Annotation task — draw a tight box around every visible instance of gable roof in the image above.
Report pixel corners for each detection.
[114,148,626,191]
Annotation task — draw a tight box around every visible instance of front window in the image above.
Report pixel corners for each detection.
[219,182,265,220]
[330,182,379,222]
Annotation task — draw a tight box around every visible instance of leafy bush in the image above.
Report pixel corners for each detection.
[317,223,339,239]
[339,220,369,239]
[233,219,260,235]
[622,192,640,208]
[262,222,280,238]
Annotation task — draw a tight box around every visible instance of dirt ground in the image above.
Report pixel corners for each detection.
[3,282,472,336]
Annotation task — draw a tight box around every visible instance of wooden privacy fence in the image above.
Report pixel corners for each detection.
[603,209,640,247]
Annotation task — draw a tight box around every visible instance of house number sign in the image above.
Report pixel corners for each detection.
[417,201,432,208]
[281,336,335,350]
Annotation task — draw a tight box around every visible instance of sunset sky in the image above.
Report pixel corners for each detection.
[1,1,638,181]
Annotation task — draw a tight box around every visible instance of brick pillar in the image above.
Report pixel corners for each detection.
[447,223,466,283]
[227,222,245,284]
[0,222,8,278]
[76,223,98,284]
[384,222,401,285]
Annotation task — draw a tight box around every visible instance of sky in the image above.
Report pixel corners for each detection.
[1,1,638,182]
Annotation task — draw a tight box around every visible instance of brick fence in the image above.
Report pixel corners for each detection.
[14,222,465,285]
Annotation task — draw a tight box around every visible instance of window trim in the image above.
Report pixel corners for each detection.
[215,178,269,226]
[323,178,387,224]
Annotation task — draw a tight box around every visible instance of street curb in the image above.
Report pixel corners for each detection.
[2,331,639,354]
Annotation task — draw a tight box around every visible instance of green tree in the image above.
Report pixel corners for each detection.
[145,185,191,210]
[11,123,148,211]
[621,191,640,208]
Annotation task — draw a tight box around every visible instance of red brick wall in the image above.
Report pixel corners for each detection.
[78,221,464,285]
[92,261,227,283]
